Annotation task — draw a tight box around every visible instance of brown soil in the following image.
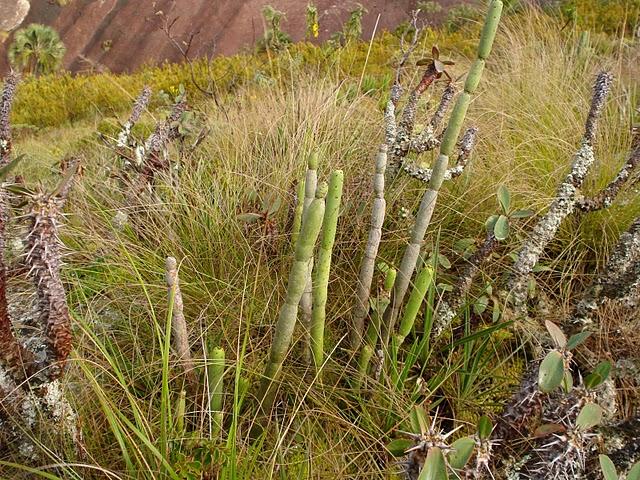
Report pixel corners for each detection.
[0,0,471,75]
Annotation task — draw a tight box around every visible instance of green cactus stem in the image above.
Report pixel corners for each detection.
[383,0,503,347]
[257,183,327,415]
[353,145,388,350]
[311,170,343,372]
[300,152,319,363]
[207,344,225,438]
[355,344,374,389]
[174,389,187,440]
[394,264,434,350]
[291,178,306,247]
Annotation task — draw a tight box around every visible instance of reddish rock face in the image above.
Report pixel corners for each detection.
[0,0,465,74]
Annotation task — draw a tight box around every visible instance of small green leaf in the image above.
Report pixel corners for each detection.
[510,209,534,218]
[485,215,499,234]
[532,263,552,272]
[410,405,430,435]
[584,361,612,389]
[545,321,567,348]
[493,215,510,240]
[437,254,451,269]
[627,461,640,480]
[474,295,489,315]
[237,213,262,223]
[386,438,414,457]
[566,331,591,350]
[497,185,511,213]
[534,423,566,438]
[575,403,603,431]
[477,416,493,440]
[538,350,565,393]
[448,437,475,470]
[418,447,449,480]
[599,455,618,480]
[453,238,476,253]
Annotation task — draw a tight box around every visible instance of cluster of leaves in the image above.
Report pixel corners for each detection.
[258,6,292,53]
[485,185,534,241]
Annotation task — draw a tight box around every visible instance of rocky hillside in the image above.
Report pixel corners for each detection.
[0,0,471,75]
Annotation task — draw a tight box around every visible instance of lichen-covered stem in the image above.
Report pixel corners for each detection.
[300,153,318,363]
[117,86,152,150]
[352,145,387,350]
[0,72,37,383]
[311,170,343,372]
[507,72,613,314]
[0,72,19,168]
[257,184,326,415]
[165,257,194,380]
[384,0,503,346]
[571,216,640,328]
[576,125,639,212]
[207,344,225,438]
[138,96,187,187]
[404,126,478,183]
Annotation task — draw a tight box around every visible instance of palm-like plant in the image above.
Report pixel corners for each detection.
[8,24,66,76]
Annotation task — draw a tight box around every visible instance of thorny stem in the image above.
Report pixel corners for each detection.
[507,72,613,316]
[137,95,188,188]
[433,231,499,337]
[576,123,640,212]
[570,215,640,328]
[117,86,152,151]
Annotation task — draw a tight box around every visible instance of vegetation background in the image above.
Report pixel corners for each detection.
[1,0,639,478]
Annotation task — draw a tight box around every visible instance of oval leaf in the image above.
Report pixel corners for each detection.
[477,415,493,440]
[627,461,640,480]
[418,447,449,480]
[545,321,567,348]
[497,185,511,213]
[599,455,618,480]
[575,403,603,431]
[386,438,414,457]
[538,350,565,393]
[448,437,475,470]
[511,209,535,218]
[493,215,510,240]
[485,214,499,234]
[237,213,262,223]
[584,361,612,389]
[567,331,591,350]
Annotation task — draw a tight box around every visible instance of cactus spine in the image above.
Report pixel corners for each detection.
[353,145,388,350]
[311,170,344,372]
[383,0,503,346]
[207,344,225,438]
[257,183,327,414]
[300,152,319,363]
